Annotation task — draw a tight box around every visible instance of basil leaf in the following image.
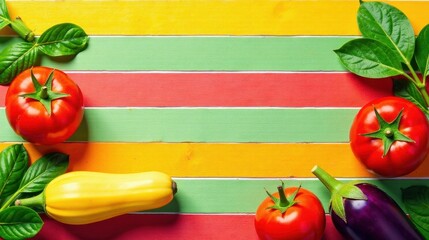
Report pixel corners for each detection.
[0,0,10,19]
[415,25,429,79]
[0,206,43,240]
[37,23,89,57]
[334,38,404,78]
[18,152,69,193]
[0,0,11,30]
[0,41,38,84]
[402,186,429,239]
[0,144,28,202]
[358,1,415,63]
[393,79,429,115]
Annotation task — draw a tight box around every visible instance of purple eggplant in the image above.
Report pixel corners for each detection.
[312,165,423,240]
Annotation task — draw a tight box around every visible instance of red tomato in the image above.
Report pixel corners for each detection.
[350,96,429,177]
[254,183,326,240]
[5,67,84,145]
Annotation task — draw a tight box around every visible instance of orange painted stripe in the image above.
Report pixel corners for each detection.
[14,142,429,178]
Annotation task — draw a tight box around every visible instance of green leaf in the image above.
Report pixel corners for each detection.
[0,41,38,84]
[0,0,10,20]
[393,79,429,115]
[334,38,404,78]
[0,144,28,202]
[0,206,43,240]
[0,0,11,30]
[357,1,415,63]
[37,23,89,57]
[402,186,429,239]
[18,152,69,193]
[416,25,429,80]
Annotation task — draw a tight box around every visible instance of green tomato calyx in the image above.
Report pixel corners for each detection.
[265,181,300,214]
[19,69,70,115]
[312,165,367,223]
[362,107,414,157]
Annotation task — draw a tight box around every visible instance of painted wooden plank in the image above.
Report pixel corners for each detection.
[5,0,428,36]
[58,178,426,214]
[0,36,352,71]
[0,72,391,107]
[0,108,357,143]
[33,214,345,240]
[20,143,429,178]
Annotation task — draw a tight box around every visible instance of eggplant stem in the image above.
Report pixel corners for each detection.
[311,165,342,193]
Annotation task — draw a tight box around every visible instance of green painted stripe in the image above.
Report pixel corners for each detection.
[156,178,428,214]
[0,108,357,143]
[0,36,354,71]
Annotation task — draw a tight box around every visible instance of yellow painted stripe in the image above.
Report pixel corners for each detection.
[12,142,429,178]
[5,0,429,36]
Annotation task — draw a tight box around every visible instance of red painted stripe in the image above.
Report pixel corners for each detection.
[33,214,344,240]
[0,72,392,107]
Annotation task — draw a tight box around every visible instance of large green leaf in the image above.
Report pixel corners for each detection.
[0,206,43,240]
[0,144,28,202]
[334,38,404,78]
[415,24,429,79]
[37,23,89,57]
[357,1,415,63]
[0,41,38,84]
[18,152,69,193]
[402,186,429,239]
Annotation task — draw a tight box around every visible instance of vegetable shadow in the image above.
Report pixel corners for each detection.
[68,112,89,142]
[29,114,89,170]
[34,200,182,240]
[46,54,78,63]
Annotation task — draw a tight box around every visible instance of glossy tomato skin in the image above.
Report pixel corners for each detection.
[5,67,84,145]
[254,187,326,240]
[350,96,429,177]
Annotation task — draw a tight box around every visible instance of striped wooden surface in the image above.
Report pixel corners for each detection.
[3,0,429,36]
[33,215,346,240]
[0,0,425,239]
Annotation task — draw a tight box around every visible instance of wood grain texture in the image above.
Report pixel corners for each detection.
[0,108,357,142]
[0,72,392,107]
[4,0,428,36]
[33,214,345,240]
[0,36,352,71]
[17,142,429,178]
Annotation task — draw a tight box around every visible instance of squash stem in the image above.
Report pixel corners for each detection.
[15,192,45,209]
[172,180,178,195]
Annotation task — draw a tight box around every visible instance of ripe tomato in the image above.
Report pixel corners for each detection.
[5,67,84,145]
[254,182,326,240]
[350,96,429,177]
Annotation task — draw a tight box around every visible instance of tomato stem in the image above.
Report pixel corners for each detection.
[40,86,49,99]
[361,108,414,156]
[277,186,289,207]
[384,128,393,138]
[265,181,299,214]
[19,69,70,115]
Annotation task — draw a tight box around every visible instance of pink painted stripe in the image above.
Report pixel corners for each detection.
[32,214,344,240]
[0,72,392,107]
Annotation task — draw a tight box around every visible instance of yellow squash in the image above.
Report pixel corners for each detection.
[16,171,177,225]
